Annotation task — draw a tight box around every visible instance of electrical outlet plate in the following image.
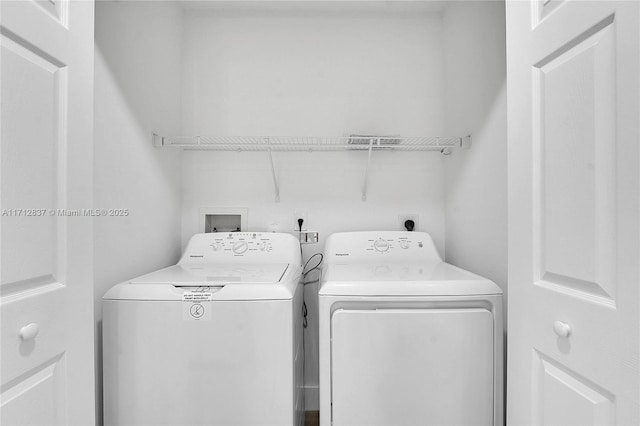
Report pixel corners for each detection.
[300,232,319,244]
[398,214,419,231]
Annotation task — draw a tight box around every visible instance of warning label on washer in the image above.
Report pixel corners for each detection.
[183,291,213,321]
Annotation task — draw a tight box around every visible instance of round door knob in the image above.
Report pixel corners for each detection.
[553,321,571,338]
[19,323,40,341]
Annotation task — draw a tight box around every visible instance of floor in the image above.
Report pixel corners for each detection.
[305,411,319,426]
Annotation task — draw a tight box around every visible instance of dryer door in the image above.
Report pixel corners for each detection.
[331,308,493,426]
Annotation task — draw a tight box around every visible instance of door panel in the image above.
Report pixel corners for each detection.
[0,0,95,425]
[507,1,639,424]
[30,0,68,26]
[1,354,67,426]
[331,308,493,426]
[533,0,566,26]
[533,352,615,425]
[534,14,616,304]
[1,29,65,292]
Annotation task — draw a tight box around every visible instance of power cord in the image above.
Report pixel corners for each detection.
[302,302,308,329]
[301,252,323,329]
[302,252,323,285]
[297,218,304,257]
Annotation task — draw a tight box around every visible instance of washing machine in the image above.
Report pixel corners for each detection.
[318,231,503,426]
[103,232,305,426]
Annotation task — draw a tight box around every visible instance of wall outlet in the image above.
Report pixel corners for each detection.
[293,210,307,231]
[398,214,419,231]
[299,232,319,244]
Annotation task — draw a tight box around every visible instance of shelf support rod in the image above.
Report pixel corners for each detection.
[362,138,375,202]
[265,137,280,203]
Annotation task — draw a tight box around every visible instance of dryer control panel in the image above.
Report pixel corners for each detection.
[179,232,301,265]
[324,231,442,263]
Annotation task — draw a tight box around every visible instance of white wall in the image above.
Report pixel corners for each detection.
[180,8,448,409]
[93,2,183,423]
[182,151,447,243]
[182,9,444,136]
[442,2,508,311]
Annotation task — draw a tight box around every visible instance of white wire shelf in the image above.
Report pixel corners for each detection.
[152,133,472,202]
[152,134,471,153]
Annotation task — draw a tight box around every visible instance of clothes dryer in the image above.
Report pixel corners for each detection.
[318,231,503,426]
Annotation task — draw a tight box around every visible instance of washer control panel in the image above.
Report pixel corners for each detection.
[207,233,274,255]
[179,232,297,264]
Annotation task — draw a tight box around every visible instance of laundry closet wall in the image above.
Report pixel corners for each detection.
[93,2,183,423]
[442,2,508,312]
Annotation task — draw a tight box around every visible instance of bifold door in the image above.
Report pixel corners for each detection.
[507,1,639,423]
[1,1,95,425]
[331,308,493,426]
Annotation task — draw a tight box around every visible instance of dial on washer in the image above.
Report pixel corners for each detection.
[232,241,248,254]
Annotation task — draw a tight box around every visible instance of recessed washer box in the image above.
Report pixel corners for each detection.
[198,207,247,233]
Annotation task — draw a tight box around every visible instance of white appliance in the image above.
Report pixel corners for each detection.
[318,231,503,426]
[103,232,304,426]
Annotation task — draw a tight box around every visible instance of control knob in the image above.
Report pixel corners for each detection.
[232,241,248,254]
[373,238,390,252]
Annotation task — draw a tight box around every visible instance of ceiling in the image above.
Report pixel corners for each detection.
[177,0,451,16]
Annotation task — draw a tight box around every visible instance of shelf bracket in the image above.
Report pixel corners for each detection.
[441,134,471,155]
[362,138,375,202]
[152,133,164,147]
[461,134,472,149]
[265,138,280,203]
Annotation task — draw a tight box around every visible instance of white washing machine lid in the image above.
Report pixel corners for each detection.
[319,261,502,296]
[103,263,298,301]
[130,263,290,286]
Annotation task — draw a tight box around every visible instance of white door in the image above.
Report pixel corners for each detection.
[0,0,95,425]
[507,0,639,424]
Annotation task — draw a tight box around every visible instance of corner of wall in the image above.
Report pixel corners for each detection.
[93,2,185,424]
[442,1,508,299]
